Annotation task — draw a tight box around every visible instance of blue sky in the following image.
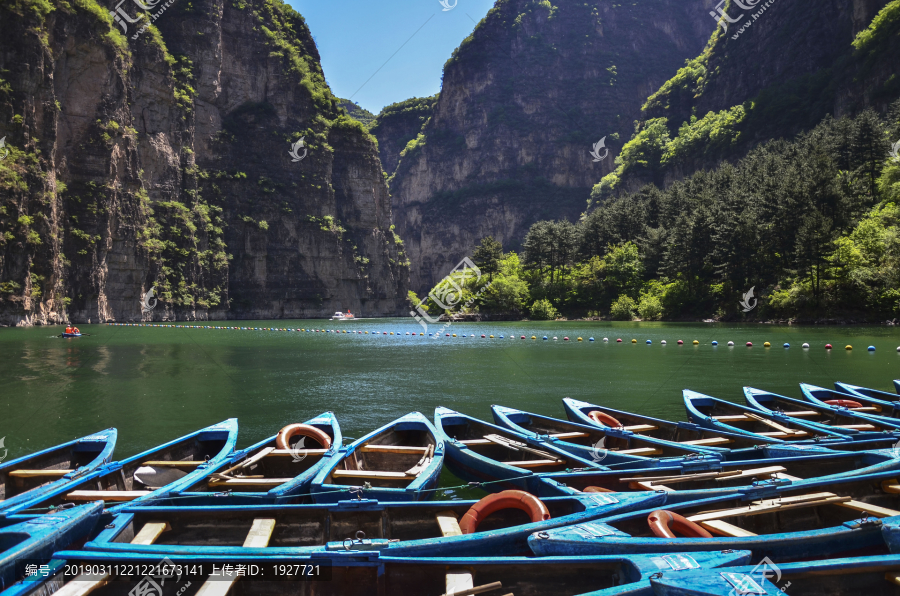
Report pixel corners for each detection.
[289,0,497,114]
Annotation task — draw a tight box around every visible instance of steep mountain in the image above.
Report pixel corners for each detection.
[597,0,899,198]
[0,0,408,325]
[387,0,715,292]
[369,95,436,177]
[337,98,376,128]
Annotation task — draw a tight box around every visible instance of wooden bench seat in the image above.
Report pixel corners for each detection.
[8,469,73,478]
[132,522,170,545]
[781,411,821,417]
[65,490,151,502]
[757,431,810,438]
[834,424,878,430]
[332,470,412,480]
[459,438,493,445]
[712,415,750,422]
[617,448,663,456]
[622,425,658,432]
[549,431,591,439]
[436,511,463,537]
[700,519,758,537]
[208,478,294,487]
[838,500,900,518]
[679,437,733,447]
[268,449,328,456]
[360,445,429,454]
[142,461,205,468]
[512,459,564,468]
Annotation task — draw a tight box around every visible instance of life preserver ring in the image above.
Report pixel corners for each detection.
[825,399,863,409]
[647,509,712,539]
[588,410,622,428]
[458,490,550,534]
[275,424,332,450]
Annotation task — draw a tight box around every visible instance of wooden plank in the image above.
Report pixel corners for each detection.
[716,466,786,481]
[65,490,151,502]
[851,407,880,412]
[549,432,591,439]
[484,435,558,460]
[8,469,73,478]
[700,519,758,537]
[622,424,658,432]
[838,500,900,518]
[239,447,276,469]
[131,522,170,545]
[332,470,411,480]
[459,439,492,445]
[617,447,662,456]
[441,580,504,596]
[689,495,850,522]
[142,461,205,468]
[208,478,294,487]
[629,481,674,492]
[834,424,879,430]
[446,572,474,595]
[885,572,900,587]
[620,470,740,484]
[52,574,111,596]
[436,511,463,537]
[679,437,733,446]
[756,492,837,505]
[267,449,328,456]
[512,459,564,468]
[772,472,803,482]
[195,576,238,596]
[781,411,821,418]
[757,431,810,438]
[881,480,900,495]
[712,415,751,422]
[745,412,801,435]
[243,518,276,548]
[360,445,429,454]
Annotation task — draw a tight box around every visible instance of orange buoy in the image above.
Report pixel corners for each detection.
[459,490,550,534]
[647,509,713,539]
[588,410,622,428]
[275,424,332,451]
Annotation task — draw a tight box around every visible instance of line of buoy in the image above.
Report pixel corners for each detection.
[105,325,890,351]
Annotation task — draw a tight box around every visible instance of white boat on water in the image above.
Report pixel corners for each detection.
[330,311,356,321]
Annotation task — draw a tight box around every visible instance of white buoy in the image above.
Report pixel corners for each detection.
[727,341,734,346]
[661,340,667,345]
[603,337,609,342]
[803,343,810,349]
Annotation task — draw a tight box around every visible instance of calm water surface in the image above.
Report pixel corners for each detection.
[2,320,899,467]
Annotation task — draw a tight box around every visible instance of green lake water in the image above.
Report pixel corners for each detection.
[2,319,899,474]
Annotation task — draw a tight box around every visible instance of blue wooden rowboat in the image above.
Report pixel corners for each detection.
[744,387,900,435]
[310,412,442,503]
[82,491,665,558]
[170,412,341,505]
[492,405,732,467]
[804,382,900,419]
[648,554,900,596]
[24,549,753,596]
[436,406,604,495]
[3,419,237,516]
[1,429,116,516]
[528,469,900,560]
[684,390,850,441]
[836,381,900,416]
[536,443,900,499]
[0,502,103,589]
[564,397,884,456]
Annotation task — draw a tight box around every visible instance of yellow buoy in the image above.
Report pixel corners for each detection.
[420,333,424,336]
[490,335,494,338]
[577,337,583,341]
[846,345,853,350]
[453,334,457,337]
[532,336,537,340]
[390,332,394,335]
[764,342,771,347]
[631,339,637,343]
[693,340,699,345]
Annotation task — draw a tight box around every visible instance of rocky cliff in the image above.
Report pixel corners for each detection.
[0,0,408,325]
[370,95,436,178]
[385,0,714,292]
[598,0,899,197]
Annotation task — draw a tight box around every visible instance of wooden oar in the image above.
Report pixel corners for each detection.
[484,434,560,461]
[210,447,274,480]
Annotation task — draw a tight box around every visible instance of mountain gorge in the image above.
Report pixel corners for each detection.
[382,0,715,292]
[0,0,408,325]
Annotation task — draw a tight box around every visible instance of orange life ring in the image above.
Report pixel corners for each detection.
[588,410,622,428]
[647,509,712,539]
[582,486,615,493]
[825,399,863,409]
[275,424,332,450]
[458,490,551,534]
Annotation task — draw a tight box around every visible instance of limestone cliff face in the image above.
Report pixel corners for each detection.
[369,95,436,177]
[386,0,714,292]
[0,0,408,325]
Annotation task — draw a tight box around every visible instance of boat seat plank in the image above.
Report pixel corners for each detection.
[239,447,275,469]
[712,415,750,422]
[131,522,170,545]
[772,472,803,482]
[208,478,294,487]
[885,572,900,587]
[781,411,821,417]
[700,519,758,537]
[690,494,850,522]
[195,577,238,596]
[446,572,474,595]
[243,518,276,548]
[834,424,879,430]
[851,407,880,412]
[511,459,563,468]
[459,439,493,445]
[268,449,328,456]
[717,466,787,481]
[142,461,205,468]
[52,574,111,596]
[679,437,733,446]
[744,412,803,435]
[628,481,674,492]
[436,511,463,537]
[881,480,900,494]
[332,470,411,480]
[360,445,429,454]
[65,490,151,502]
[8,469,74,478]
[616,448,663,456]
[838,500,900,518]
[757,431,810,438]
[622,424,658,432]
[549,432,591,439]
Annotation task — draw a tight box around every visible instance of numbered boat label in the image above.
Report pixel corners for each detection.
[721,572,767,595]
